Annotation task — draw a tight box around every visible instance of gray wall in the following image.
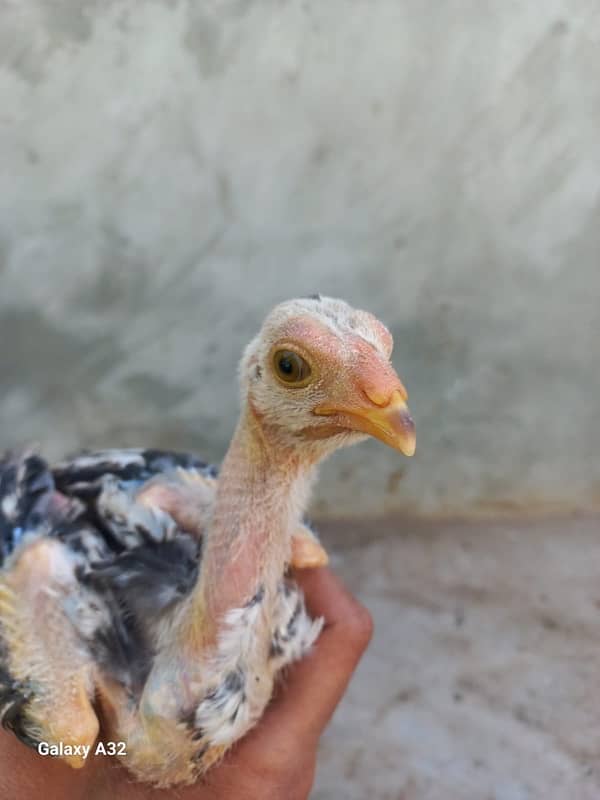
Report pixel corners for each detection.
[1,1,598,518]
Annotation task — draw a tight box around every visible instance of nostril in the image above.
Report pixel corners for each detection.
[363,387,390,407]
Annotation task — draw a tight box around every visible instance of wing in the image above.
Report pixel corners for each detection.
[52,448,219,647]
[0,448,217,728]
[0,450,85,565]
[52,448,217,550]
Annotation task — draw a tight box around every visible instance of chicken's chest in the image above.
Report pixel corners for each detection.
[164,577,322,753]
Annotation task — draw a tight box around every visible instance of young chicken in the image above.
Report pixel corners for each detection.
[0,295,415,786]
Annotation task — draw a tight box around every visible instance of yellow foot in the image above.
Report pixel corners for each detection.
[0,539,100,768]
[290,524,329,569]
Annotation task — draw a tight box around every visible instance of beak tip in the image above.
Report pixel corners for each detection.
[402,440,416,457]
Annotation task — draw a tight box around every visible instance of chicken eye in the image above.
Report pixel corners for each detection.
[273,350,311,385]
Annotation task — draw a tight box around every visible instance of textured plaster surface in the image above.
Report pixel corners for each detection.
[314,515,600,800]
[1,1,598,516]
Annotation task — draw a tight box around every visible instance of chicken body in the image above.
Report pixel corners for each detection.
[0,449,321,783]
[0,296,415,785]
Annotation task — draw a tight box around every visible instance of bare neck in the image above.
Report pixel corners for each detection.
[190,405,316,642]
[141,405,319,720]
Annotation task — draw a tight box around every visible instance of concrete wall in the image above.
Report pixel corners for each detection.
[0,1,598,517]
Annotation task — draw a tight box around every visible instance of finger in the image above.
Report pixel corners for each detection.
[0,730,92,800]
[259,567,373,740]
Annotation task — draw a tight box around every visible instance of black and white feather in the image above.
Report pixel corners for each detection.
[0,448,320,755]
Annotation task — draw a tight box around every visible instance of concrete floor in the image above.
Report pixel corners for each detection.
[313,515,600,800]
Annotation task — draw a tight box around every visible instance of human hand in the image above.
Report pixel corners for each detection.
[0,567,373,800]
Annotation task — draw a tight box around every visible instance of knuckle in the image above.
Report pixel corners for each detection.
[244,751,316,799]
[282,757,316,799]
[290,763,316,799]
[248,739,295,778]
[343,602,374,649]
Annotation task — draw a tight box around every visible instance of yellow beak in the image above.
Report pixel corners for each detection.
[314,389,416,457]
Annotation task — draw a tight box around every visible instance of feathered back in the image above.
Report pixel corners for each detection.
[0,449,215,694]
[0,452,60,564]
